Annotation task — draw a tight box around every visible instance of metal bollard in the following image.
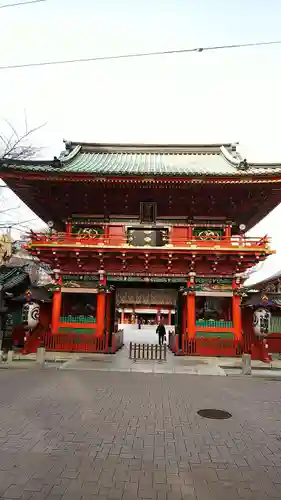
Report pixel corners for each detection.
[241,353,252,375]
[129,341,132,359]
[164,343,167,361]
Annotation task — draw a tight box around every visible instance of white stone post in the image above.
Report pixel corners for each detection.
[36,347,45,368]
[7,350,13,364]
[241,353,252,375]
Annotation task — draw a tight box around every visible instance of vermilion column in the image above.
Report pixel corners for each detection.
[106,293,111,333]
[121,309,125,324]
[187,293,196,339]
[182,296,187,336]
[225,225,231,239]
[51,289,62,334]
[65,220,72,236]
[168,309,172,325]
[96,293,106,337]
[232,294,242,341]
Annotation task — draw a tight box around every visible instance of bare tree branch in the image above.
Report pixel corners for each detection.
[0,207,20,215]
[0,115,47,230]
[1,121,46,160]
[5,119,20,142]
[24,108,28,135]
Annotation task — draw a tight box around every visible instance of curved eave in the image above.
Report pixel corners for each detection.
[1,168,281,184]
[2,143,281,178]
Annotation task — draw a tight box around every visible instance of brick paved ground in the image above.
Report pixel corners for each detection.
[0,369,280,499]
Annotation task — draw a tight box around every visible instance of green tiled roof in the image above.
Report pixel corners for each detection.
[2,142,281,177]
[0,267,29,291]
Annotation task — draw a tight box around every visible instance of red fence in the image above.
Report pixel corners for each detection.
[170,335,243,357]
[43,332,108,353]
[266,335,281,354]
[30,231,270,252]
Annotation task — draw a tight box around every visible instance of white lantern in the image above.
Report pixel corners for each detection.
[22,302,40,331]
[253,308,271,337]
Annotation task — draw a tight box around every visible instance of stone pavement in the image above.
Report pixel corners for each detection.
[0,370,281,499]
[122,324,161,345]
[59,346,226,376]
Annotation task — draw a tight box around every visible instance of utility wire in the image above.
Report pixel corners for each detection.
[0,0,46,9]
[0,39,280,71]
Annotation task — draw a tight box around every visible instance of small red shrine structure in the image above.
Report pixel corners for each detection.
[1,140,281,356]
[243,271,281,360]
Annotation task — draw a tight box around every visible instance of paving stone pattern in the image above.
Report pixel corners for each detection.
[0,369,280,499]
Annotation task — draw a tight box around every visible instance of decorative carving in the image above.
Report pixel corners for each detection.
[116,288,177,306]
[198,230,220,240]
[77,228,99,238]
[127,227,169,247]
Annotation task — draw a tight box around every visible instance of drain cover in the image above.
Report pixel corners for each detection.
[197,409,232,420]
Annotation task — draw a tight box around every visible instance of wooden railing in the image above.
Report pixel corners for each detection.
[30,232,270,251]
[129,342,167,361]
[196,320,233,328]
[181,338,243,357]
[43,332,108,353]
[60,315,96,324]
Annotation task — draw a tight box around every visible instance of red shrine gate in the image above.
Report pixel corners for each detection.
[0,141,280,357]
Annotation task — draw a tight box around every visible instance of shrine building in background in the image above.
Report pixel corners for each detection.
[1,140,281,357]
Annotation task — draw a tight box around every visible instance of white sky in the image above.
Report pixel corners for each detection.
[0,0,281,285]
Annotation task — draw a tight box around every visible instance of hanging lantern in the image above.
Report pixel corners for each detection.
[22,302,40,331]
[253,308,271,337]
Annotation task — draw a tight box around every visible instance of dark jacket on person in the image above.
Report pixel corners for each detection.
[156,324,166,337]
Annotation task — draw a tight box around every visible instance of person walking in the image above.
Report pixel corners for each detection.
[156,320,166,345]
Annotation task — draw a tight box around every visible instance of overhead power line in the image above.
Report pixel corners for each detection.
[0,39,280,71]
[0,0,46,8]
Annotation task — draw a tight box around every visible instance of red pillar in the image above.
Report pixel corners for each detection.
[106,293,111,333]
[156,309,161,323]
[232,294,242,341]
[51,289,62,334]
[65,220,72,236]
[187,293,196,339]
[121,309,125,324]
[232,278,242,341]
[168,309,172,325]
[225,225,231,239]
[96,293,106,337]
[182,296,187,336]
[104,225,109,244]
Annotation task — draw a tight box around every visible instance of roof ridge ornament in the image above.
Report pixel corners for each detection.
[220,145,247,169]
[60,144,82,163]
[220,145,240,165]
[237,158,249,171]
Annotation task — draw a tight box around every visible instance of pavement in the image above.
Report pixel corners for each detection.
[58,347,225,376]
[0,369,281,499]
[122,324,167,344]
